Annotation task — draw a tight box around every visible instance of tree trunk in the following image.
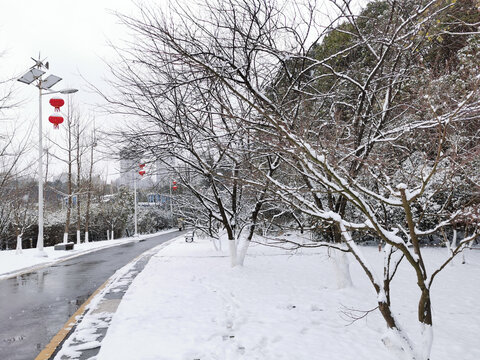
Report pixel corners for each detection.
[84,140,94,243]
[75,116,83,245]
[332,223,353,288]
[236,237,249,266]
[209,174,236,266]
[377,289,433,360]
[418,288,433,360]
[211,237,220,251]
[15,233,22,255]
[332,249,353,289]
[237,199,265,266]
[228,236,237,267]
[14,209,23,254]
[378,301,419,360]
[82,126,96,244]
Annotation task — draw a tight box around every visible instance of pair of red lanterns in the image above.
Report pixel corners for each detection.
[48,98,65,129]
[138,163,177,190]
[139,164,146,176]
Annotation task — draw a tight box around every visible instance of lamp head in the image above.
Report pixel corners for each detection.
[59,88,78,94]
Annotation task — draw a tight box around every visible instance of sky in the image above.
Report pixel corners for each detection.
[0,0,168,182]
[0,0,367,182]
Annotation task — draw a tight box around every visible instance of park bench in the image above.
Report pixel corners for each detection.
[54,242,75,251]
[185,232,194,243]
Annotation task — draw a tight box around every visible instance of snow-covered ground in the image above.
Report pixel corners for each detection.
[95,236,480,360]
[0,229,177,280]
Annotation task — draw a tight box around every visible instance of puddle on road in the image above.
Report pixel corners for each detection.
[79,260,104,267]
[52,261,80,268]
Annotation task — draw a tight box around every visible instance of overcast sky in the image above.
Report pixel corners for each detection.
[0,0,365,182]
[0,0,143,103]
[0,0,169,181]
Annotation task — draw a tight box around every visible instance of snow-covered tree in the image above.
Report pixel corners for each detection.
[97,186,134,239]
[102,37,281,266]
[0,125,32,249]
[106,0,480,358]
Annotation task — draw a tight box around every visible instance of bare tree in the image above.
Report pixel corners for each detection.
[48,101,89,243]
[10,179,36,254]
[102,55,281,266]
[73,112,92,244]
[0,122,34,249]
[84,125,99,243]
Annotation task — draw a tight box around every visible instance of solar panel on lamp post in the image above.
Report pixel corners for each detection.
[17,57,78,257]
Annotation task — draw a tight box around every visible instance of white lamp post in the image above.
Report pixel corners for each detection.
[134,173,138,236]
[135,164,146,237]
[18,57,78,257]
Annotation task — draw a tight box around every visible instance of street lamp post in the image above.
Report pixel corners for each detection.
[18,57,78,257]
[135,164,146,237]
[134,173,138,236]
[37,83,45,256]
[169,178,173,214]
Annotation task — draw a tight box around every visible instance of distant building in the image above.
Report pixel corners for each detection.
[155,157,177,185]
[147,193,162,203]
[63,194,77,207]
[138,193,170,208]
[147,193,170,204]
[117,149,136,188]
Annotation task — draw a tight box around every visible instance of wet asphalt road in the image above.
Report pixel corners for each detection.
[0,231,180,360]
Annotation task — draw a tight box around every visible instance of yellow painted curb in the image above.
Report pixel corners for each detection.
[35,278,111,360]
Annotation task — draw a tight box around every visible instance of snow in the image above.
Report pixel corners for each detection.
[0,229,177,280]
[95,236,480,360]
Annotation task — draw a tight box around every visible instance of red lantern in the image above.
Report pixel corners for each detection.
[172,180,178,191]
[139,170,145,176]
[49,98,64,112]
[48,114,64,129]
[139,163,145,169]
